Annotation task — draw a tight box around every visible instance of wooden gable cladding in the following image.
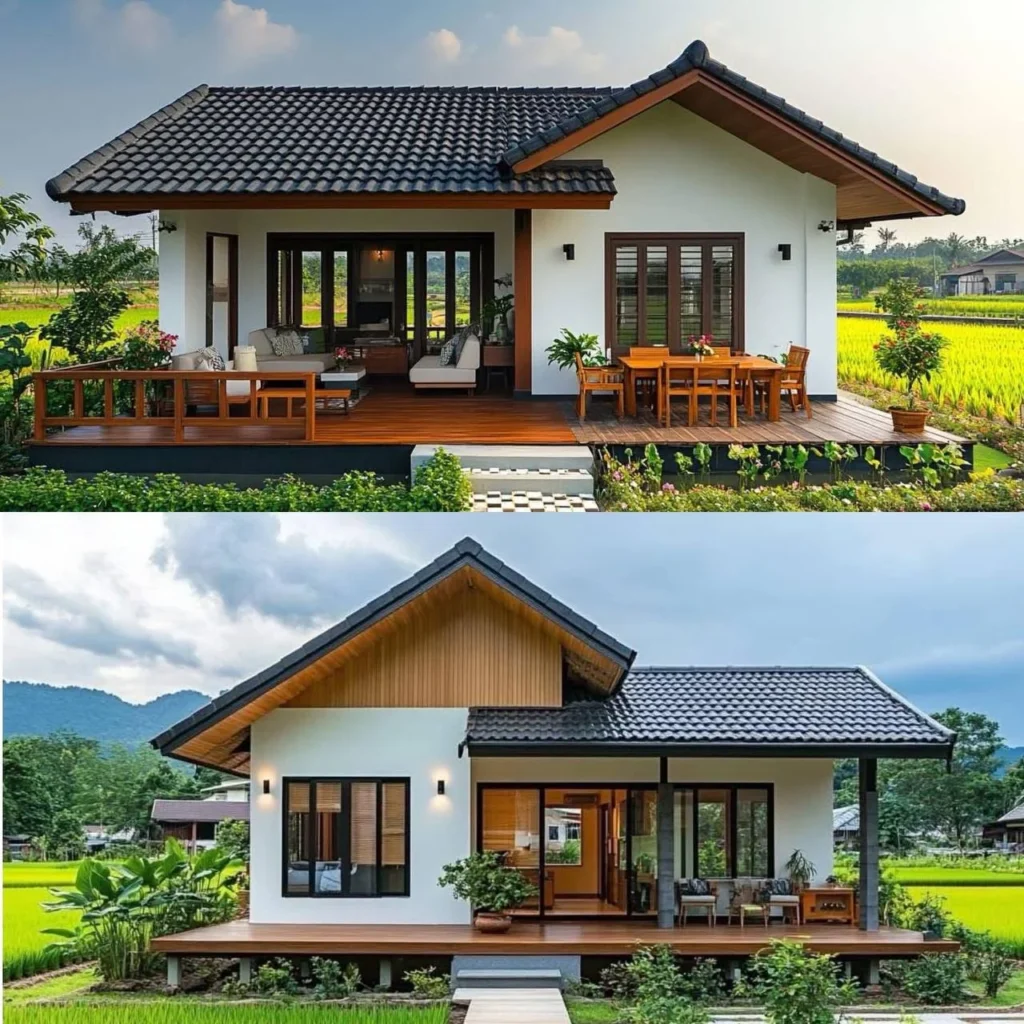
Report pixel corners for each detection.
[284,576,563,709]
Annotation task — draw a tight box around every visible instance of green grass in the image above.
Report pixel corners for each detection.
[974,444,1015,471]
[3,968,99,1005]
[915,886,1024,953]
[968,968,1024,1008]
[2,887,81,981]
[3,863,90,889]
[566,1000,621,1024]
[0,306,157,333]
[890,866,1024,885]
[2,1006,449,1024]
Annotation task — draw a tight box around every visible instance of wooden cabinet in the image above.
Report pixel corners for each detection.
[800,887,857,924]
[352,343,409,376]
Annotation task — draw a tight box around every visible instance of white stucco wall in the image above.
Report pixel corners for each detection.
[530,102,838,397]
[473,756,834,885]
[157,208,515,362]
[250,708,472,925]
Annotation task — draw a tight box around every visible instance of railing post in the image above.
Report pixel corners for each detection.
[218,377,228,421]
[33,374,46,441]
[173,378,184,443]
[135,378,145,419]
[103,378,114,421]
[305,372,315,441]
[73,379,84,421]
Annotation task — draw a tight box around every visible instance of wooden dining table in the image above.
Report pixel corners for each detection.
[617,354,787,422]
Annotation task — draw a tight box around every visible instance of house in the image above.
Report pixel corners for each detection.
[82,824,135,853]
[983,799,1024,850]
[832,805,859,849]
[941,248,1024,296]
[148,538,957,986]
[150,780,250,852]
[36,41,966,475]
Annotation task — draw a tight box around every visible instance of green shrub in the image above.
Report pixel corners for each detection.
[311,958,360,999]
[403,966,449,999]
[0,451,472,512]
[975,948,1015,998]
[680,958,725,1004]
[252,959,300,997]
[742,940,855,1024]
[898,953,967,1005]
[598,959,637,1000]
[620,945,709,1024]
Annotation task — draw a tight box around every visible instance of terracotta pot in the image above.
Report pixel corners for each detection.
[889,406,930,433]
[474,912,512,934]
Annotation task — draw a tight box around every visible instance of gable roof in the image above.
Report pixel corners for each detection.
[833,805,860,831]
[464,666,956,758]
[150,799,250,824]
[944,248,1024,276]
[151,538,635,774]
[47,41,962,223]
[997,801,1024,826]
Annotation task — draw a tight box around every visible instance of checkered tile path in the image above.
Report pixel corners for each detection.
[471,490,599,512]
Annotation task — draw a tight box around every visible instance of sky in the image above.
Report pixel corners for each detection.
[1,513,1022,745]
[1,0,1022,248]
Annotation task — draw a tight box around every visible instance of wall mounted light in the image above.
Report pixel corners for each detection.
[778,244,792,262]
[436,780,446,796]
[262,779,271,795]
[157,220,177,234]
[817,220,836,233]
[562,244,575,261]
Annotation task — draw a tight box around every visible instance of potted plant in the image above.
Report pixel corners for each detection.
[784,849,815,892]
[438,851,535,933]
[546,328,607,369]
[482,274,514,343]
[688,334,716,360]
[334,345,351,370]
[872,278,946,432]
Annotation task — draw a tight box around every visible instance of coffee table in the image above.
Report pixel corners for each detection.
[321,366,366,392]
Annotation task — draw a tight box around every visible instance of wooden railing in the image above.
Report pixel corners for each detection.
[32,367,322,443]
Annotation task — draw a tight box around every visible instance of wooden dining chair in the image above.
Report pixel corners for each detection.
[629,347,667,409]
[781,345,812,417]
[574,352,624,422]
[695,364,741,428]
[659,364,697,427]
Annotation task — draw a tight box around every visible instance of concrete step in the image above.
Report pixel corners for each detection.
[471,491,598,512]
[455,969,563,990]
[412,444,593,474]
[464,466,594,495]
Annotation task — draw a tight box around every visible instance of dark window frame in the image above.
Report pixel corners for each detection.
[282,776,411,899]
[205,232,238,357]
[604,232,745,354]
[675,782,775,880]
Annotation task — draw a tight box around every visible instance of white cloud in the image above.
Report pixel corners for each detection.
[72,0,170,51]
[425,27,462,63]
[502,24,604,74]
[215,0,298,68]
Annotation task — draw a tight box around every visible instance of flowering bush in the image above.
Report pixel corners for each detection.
[120,320,176,370]
[874,328,946,410]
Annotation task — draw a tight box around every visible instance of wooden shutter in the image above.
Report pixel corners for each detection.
[381,782,406,867]
[350,782,378,866]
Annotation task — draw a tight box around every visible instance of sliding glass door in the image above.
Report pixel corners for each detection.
[205,233,237,357]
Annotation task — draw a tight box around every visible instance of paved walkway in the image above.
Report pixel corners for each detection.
[455,988,571,1024]
[709,1017,1024,1023]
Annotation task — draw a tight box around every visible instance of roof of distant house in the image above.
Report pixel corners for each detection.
[997,801,1024,826]
[833,805,860,831]
[150,799,250,824]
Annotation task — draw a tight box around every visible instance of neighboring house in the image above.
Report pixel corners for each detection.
[983,799,1024,850]
[46,40,963,412]
[941,248,1024,295]
[82,824,135,853]
[149,537,955,981]
[833,805,859,849]
[2,835,37,860]
[151,780,250,852]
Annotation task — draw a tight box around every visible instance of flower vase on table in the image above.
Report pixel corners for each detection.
[689,334,715,361]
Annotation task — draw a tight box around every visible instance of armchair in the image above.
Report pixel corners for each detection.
[574,352,624,422]
[675,877,717,927]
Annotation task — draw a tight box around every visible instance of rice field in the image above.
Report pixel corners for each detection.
[3,886,82,981]
[2,1006,449,1024]
[913,886,1024,954]
[3,862,89,889]
[838,295,1024,318]
[837,318,1024,424]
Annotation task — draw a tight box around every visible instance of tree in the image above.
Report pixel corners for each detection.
[0,190,44,293]
[1003,757,1024,810]
[214,818,250,866]
[39,808,86,860]
[944,232,969,268]
[876,227,898,253]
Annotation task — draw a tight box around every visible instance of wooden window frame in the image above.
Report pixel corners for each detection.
[604,232,745,354]
[205,232,238,357]
[282,777,410,899]
[677,782,774,880]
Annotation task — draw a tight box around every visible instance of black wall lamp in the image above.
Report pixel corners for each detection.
[262,779,271,795]
[157,220,178,234]
[436,780,446,796]
[778,244,792,261]
[562,243,575,261]
[817,220,836,233]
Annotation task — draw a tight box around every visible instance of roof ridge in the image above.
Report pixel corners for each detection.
[204,84,618,94]
[46,84,210,200]
[856,665,956,740]
[629,665,862,672]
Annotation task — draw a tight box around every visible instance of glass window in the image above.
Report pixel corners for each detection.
[405,251,417,336]
[696,789,730,878]
[455,251,471,327]
[333,251,348,327]
[426,250,447,344]
[736,788,770,878]
[679,245,703,344]
[285,780,310,894]
[711,245,735,346]
[301,252,322,327]
[644,246,668,344]
[545,808,582,865]
[629,790,657,915]
[480,788,541,910]
[284,779,408,897]
[614,246,639,346]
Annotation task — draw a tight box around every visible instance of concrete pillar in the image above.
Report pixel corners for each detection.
[858,757,879,931]
[166,955,180,988]
[379,958,392,990]
[239,958,252,985]
[656,758,675,929]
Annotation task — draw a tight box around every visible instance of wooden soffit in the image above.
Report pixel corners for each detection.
[164,564,625,775]
[511,70,948,223]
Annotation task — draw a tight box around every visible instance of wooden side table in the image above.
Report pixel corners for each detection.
[800,887,857,925]
[482,343,514,391]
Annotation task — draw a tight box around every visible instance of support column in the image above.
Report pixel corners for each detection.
[379,958,393,990]
[656,757,675,929]
[513,209,533,395]
[239,958,252,985]
[858,757,879,931]
[166,954,180,988]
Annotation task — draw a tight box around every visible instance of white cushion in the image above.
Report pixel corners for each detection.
[409,354,476,385]
[171,350,201,370]
[247,329,276,356]
[456,334,481,370]
[257,353,335,373]
[768,894,800,904]
[678,895,717,904]
[225,377,260,399]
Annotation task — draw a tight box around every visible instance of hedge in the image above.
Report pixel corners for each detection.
[0,450,472,512]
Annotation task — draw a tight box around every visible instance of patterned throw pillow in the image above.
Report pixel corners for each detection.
[689,878,711,896]
[194,346,225,370]
[269,330,302,357]
[768,878,792,896]
[439,336,458,366]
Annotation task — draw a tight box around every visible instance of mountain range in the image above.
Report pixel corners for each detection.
[2,681,210,747]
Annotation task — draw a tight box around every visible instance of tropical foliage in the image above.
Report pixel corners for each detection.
[438,851,536,914]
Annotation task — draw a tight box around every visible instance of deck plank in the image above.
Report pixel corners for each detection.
[151,920,958,957]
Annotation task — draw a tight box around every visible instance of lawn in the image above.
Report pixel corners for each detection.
[3,886,82,981]
[3,968,99,1005]
[2,1007,449,1024]
[838,295,1024,318]
[837,317,1024,424]
[0,306,157,333]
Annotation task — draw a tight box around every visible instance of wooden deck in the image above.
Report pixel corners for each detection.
[151,919,957,958]
[30,390,965,450]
